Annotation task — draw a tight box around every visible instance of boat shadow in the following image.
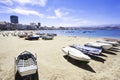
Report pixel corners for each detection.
[15,71,39,80]
[88,55,106,63]
[15,71,22,80]
[109,48,120,52]
[99,53,107,57]
[112,47,120,50]
[63,55,96,73]
[24,39,40,41]
[103,50,117,55]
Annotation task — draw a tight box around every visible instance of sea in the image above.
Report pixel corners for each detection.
[38,29,120,39]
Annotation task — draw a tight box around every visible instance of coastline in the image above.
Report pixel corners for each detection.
[0,32,120,80]
[1,29,120,39]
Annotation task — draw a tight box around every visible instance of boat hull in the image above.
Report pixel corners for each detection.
[62,47,91,62]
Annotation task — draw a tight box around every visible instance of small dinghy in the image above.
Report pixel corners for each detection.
[96,40,119,46]
[62,47,91,62]
[25,35,39,40]
[18,33,27,38]
[70,44,102,56]
[42,35,53,40]
[85,42,113,50]
[47,33,57,36]
[104,38,117,41]
[15,51,38,77]
[104,38,120,43]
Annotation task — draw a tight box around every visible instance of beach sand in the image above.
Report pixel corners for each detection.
[0,33,120,80]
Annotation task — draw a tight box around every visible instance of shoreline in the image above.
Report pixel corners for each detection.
[0,30,120,40]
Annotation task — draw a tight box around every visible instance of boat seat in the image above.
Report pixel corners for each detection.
[24,60,30,67]
[18,60,24,67]
[28,58,35,65]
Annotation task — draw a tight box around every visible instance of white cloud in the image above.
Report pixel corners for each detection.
[54,9,62,18]
[0,0,13,5]
[46,8,70,19]
[47,16,57,19]
[0,0,46,17]
[13,7,44,17]
[54,8,69,18]
[0,6,44,18]
[46,8,73,19]
[13,0,47,7]
[0,6,12,13]
[0,0,47,7]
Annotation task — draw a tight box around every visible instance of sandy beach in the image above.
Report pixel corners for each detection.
[0,32,120,80]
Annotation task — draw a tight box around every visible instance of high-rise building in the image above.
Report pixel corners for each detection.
[38,22,41,27]
[37,22,41,29]
[10,15,18,24]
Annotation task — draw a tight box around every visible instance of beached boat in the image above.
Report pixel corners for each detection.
[96,40,119,46]
[15,51,38,77]
[36,32,45,37]
[104,38,120,42]
[42,35,53,40]
[104,38,120,45]
[70,44,102,56]
[25,35,39,40]
[18,33,27,38]
[84,42,113,50]
[47,33,57,36]
[62,47,91,62]
[36,32,44,35]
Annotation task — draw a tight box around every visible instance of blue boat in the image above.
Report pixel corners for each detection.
[70,44,102,56]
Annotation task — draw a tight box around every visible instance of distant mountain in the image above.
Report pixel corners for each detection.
[59,24,120,30]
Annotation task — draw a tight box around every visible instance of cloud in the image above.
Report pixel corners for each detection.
[54,9,62,18]
[46,8,69,19]
[0,0,13,5]
[0,0,46,17]
[46,16,57,19]
[12,7,44,18]
[0,6,14,13]
[0,0,48,7]
[54,8,69,18]
[0,6,44,18]
[13,0,47,7]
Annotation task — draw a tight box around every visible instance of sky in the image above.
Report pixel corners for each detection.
[0,0,120,27]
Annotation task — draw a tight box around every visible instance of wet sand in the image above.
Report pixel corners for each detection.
[0,32,120,80]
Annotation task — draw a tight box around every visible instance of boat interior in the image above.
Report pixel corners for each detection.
[17,52,37,67]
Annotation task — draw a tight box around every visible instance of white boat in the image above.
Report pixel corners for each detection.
[85,42,113,50]
[18,33,27,38]
[62,47,91,62]
[96,40,119,46]
[104,38,120,43]
[15,51,38,77]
